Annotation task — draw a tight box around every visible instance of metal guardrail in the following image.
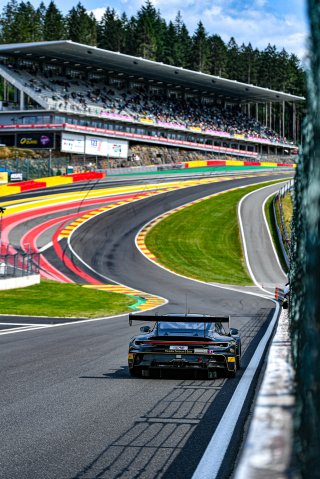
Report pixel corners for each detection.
[273,180,294,269]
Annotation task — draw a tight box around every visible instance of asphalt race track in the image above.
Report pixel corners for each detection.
[0,171,292,479]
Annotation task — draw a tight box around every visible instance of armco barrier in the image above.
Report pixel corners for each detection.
[0,172,106,196]
[182,159,295,169]
[34,176,73,187]
[7,180,47,191]
[65,172,105,182]
[207,160,227,166]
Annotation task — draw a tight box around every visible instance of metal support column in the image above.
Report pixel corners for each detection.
[19,89,25,110]
[293,102,297,144]
[282,101,285,138]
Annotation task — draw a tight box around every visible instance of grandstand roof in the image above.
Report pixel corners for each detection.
[0,40,304,103]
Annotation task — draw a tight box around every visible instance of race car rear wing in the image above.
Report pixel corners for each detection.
[128,313,230,327]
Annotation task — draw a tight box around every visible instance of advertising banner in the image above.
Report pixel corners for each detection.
[0,172,8,184]
[85,136,109,156]
[16,133,54,149]
[61,133,85,154]
[10,172,23,182]
[108,139,128,159]
[85,136,128,158]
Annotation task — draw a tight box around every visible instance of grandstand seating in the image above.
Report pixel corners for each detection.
[1,61,288,145]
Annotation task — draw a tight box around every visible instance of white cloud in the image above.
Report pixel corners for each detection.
[89,7,107,21]
[89,0,308,59]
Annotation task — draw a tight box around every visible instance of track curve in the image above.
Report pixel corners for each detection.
[0,171,292,479]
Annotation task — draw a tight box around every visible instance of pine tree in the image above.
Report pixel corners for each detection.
[0,0,19,44]
[258,43,277,88]
[190,21,211,73]
[135,0,159,60]
[98,8,124,52]
[173,13,192,68]
[162,21,176,65]
[33,2,46,41]
[209,34,228,77]
[12,2,42,42]
[226,37,239,79]
[43,1,66,41]
[119,12,129,52]
[155,16,168,63]
[238,43,258,84]
[67,2,97,46]
[123,15,137,56]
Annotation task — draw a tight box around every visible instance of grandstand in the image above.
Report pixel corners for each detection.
[0,41,304,166]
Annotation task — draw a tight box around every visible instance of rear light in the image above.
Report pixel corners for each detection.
[134,340,150,346]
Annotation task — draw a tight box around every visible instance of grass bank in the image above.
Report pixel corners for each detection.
[265,196,289,273]
[0,280,136,318]
[145,180,285,285]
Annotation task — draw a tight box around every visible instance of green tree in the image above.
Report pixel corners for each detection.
[226,36,239,79]
[98,8,124,52]
[238,43,258,84]
[190,21,211,73]
[257,43,277,88]
[209,34,228,77]
[162,20,176,65]
[43,1,66,41]
[122,15,137,55]
[0,0,19,44]
[174,16,192,68]
[67,2,97,45]
[11,1,42,42]
[34,2,46,41]
[135,0,160,60]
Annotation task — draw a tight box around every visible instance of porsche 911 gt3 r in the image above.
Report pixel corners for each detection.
[128,313,241,378]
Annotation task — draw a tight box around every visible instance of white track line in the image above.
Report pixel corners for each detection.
[0,312,131,335]
[262,191,288,278]
[191,302,280,479]
[238,181,288,295]
[191,182,287,478]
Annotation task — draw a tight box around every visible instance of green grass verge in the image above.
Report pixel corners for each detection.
[265,196,288,273]
[281,194,293,236]
[0,280,136,318]
[145,180,285,286]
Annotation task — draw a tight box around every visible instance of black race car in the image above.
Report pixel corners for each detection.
[128,313,241,378]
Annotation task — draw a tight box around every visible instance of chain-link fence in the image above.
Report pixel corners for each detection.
[289,0,320,476]
[0,157,72,179]
[0,243,40,278]
[273,180,294,265]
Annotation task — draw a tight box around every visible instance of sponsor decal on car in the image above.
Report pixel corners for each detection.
[165,350,188,354]
[194,348,208,354]
[227,357,236,362]
[169,345,188,351]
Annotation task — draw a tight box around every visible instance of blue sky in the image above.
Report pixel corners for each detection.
[34,0,308,59]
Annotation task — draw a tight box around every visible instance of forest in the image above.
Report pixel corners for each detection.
[0,0,306,98]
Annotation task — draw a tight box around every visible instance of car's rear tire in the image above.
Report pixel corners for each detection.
[226,368,236,378]
[129,367,141,377]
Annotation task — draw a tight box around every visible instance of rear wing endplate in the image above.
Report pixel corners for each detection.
[128,313,230,327]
